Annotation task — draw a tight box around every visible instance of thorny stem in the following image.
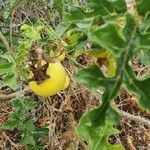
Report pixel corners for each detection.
[9,10,15,49]
[92,0,140,127]
[0,86,30,101]
[119,110,150,127]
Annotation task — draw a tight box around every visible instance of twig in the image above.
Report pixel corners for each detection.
[9,9,15,49]
[119,110,150,127]
[0,86,30,101]
[127,136,136,150]
[2,132,22,149]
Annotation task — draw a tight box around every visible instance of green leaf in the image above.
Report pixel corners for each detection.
[90,78,122,127]
[3,9,10,19]
[19,118,36,132]
[21,133,36,146]
[125,64,150,110]
[106,106,120,125]
[137,49,150,65]
[20,118,48,147]
[0,52,17,89]
[3,98,37,129]
[138,19,150,33]
[139,33,150,49]
[76,118,124,150]
[0,52,15,62]
[88,23,125,56]
[32,127,49,140]
[56,7,94,37]
[3,117,18,130]
[123,14,136,40]
[76,18,94,30]
[53,0,64,15]
[87,0,114,15]
[20,24,41,41]
[112,0,127,13]
[3,73,17,90]
[63,7,88,22]
[56,22,71,37]
[11,97,37,112]
[16,40,32,61]
[76,65,105,91]
[0,62,14,75]
[3,97,47,149]
[136,0,150,16]
[26,144,43,150]
[76,64,122,127]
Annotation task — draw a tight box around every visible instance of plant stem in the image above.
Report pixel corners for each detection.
[119,110,150,127]
[0,30,16,61]
[0,86,30,101]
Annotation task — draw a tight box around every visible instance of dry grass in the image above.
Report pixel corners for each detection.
[0,55,150,150]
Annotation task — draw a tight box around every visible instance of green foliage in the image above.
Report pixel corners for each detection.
[3,97,48,149]
[0,52,17,90]
[138,49,150,65]
[88,23,125,56]
[76,65,105,91]
[57,0,150,149]
[0,0,150,149]
[124,64,150,109]
[16,24,43,62]
[76,117,124,150]
[136,0,150,16]
[0,24,44,89]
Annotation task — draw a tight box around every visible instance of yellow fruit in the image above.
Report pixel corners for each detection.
[56,51,66,61]
[62,75,70,90]
[49,50,55,57]
[89,50,116,77]
[34,60,47,68]
[28,71,34,79]
[49,50,66,61]
[89,50,108,58]
[29,61,66,96]
[107,61,116,77]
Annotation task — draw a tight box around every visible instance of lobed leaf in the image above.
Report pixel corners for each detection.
[136,0,150,16]
[124,64,150,110]
[76,117,124,150]
[76,65,105,91]
[88,23,125,56]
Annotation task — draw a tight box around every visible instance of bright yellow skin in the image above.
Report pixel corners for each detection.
[89,50,116,77]
[29,61,66,96]
[57,51,66,61]
[50,51,66,61]
[62,75,70,90]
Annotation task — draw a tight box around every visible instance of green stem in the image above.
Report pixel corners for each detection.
[92,20,138,127]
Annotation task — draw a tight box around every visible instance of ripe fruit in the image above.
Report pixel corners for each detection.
[57,51,66,61]
[62,75,70,90]
[50,50,66,62]
[89,49,116,77]
[29,61,66,96]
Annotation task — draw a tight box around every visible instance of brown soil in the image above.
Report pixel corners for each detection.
[0,56,150,150]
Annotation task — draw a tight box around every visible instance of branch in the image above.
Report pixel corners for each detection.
[0,86,30,101]
[119,110,150,127]
[0,30,13,54]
